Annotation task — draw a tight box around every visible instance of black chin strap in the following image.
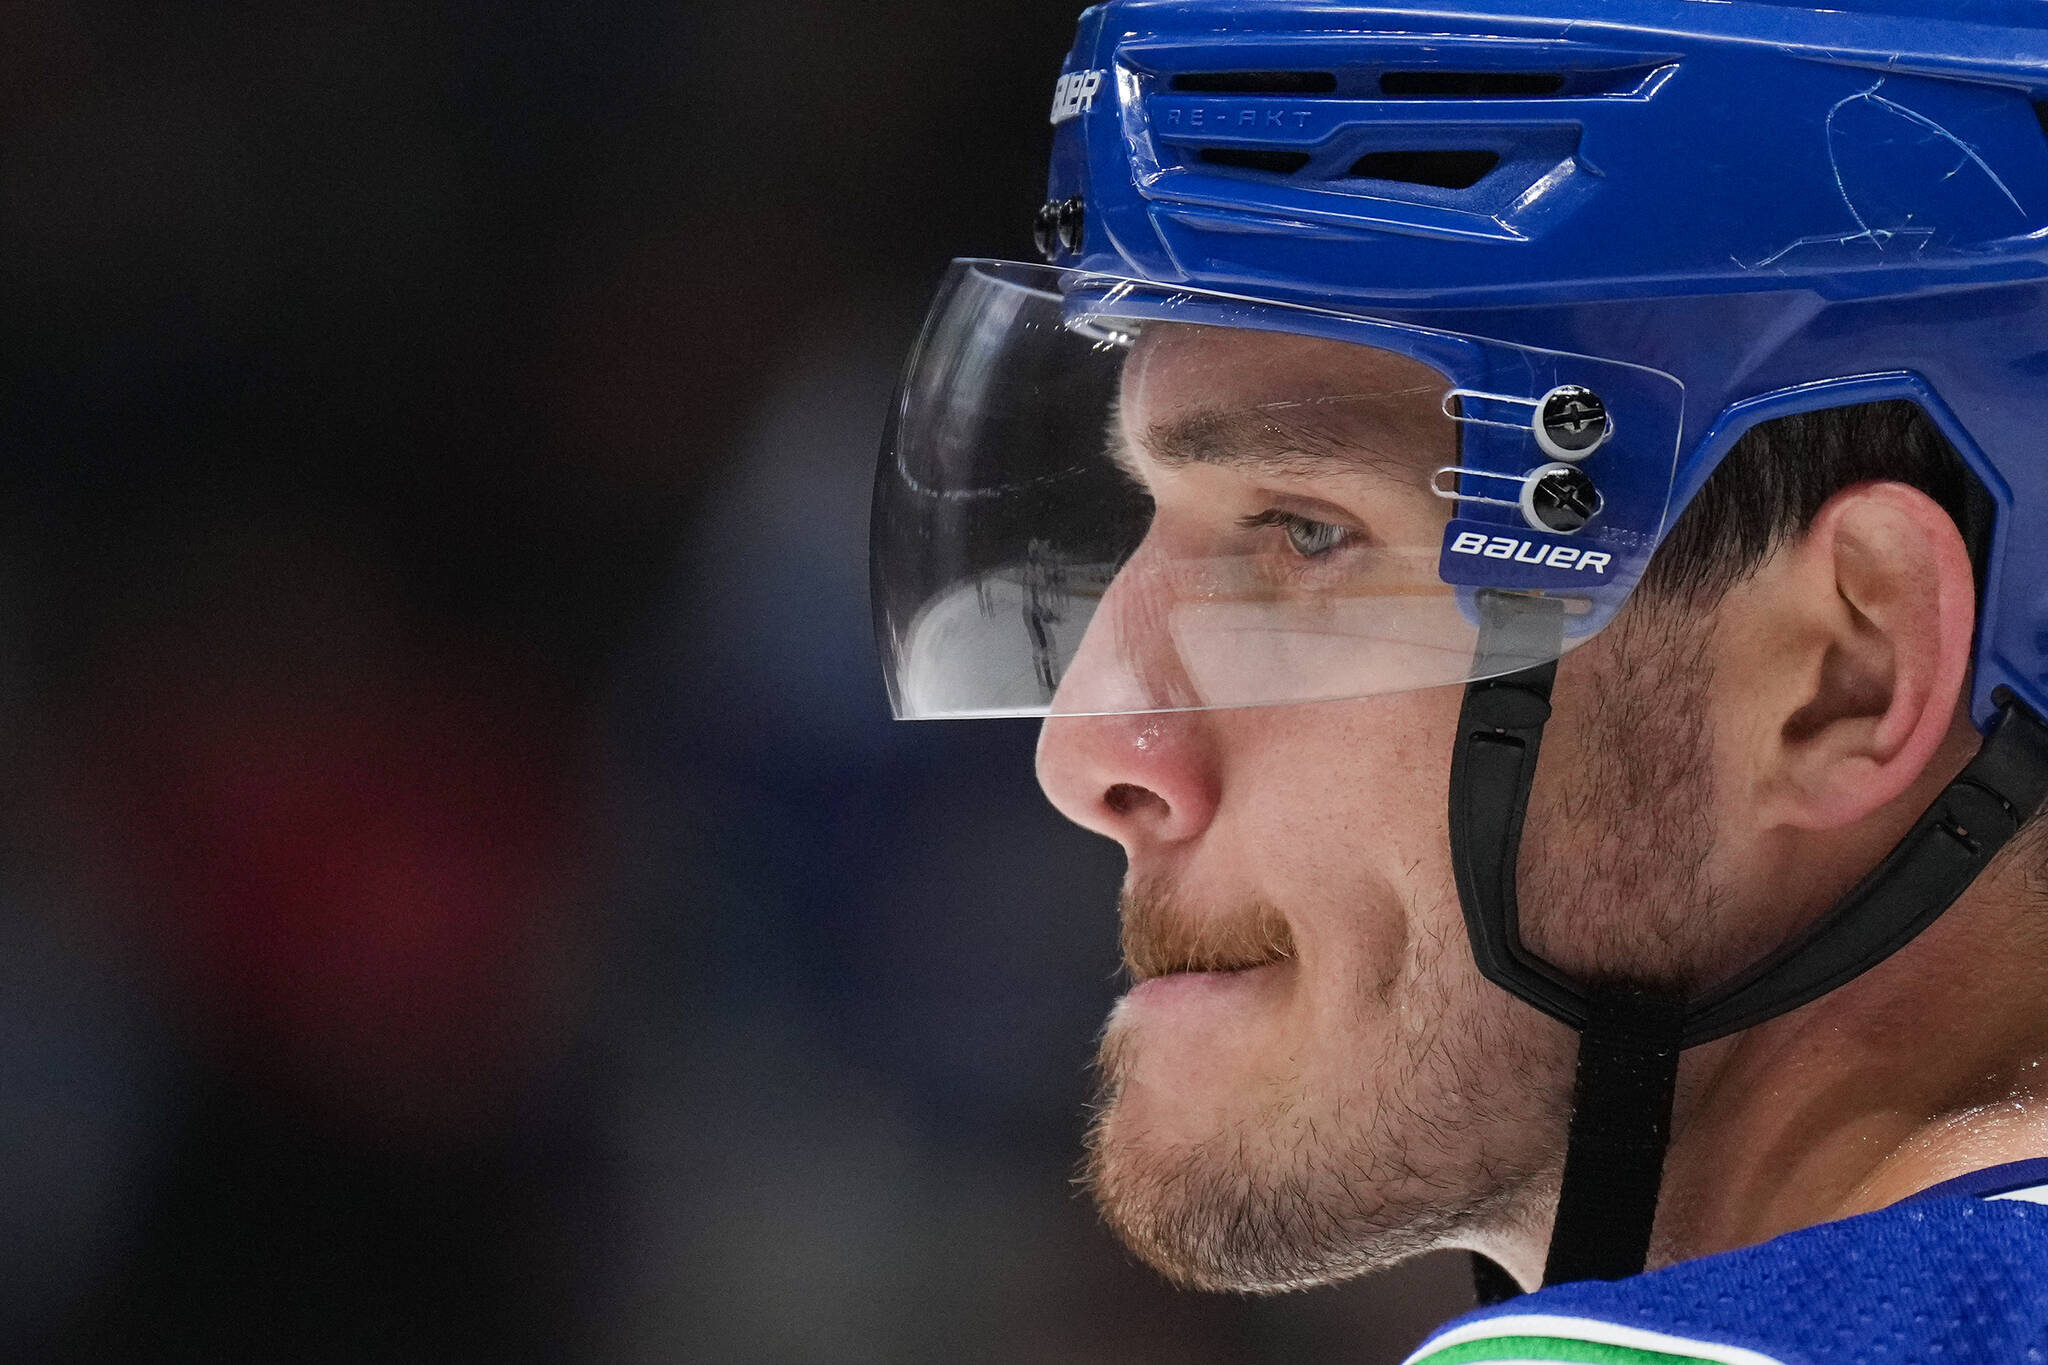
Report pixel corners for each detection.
[1542,991,1684,1285]
[1449,590,2048,1293]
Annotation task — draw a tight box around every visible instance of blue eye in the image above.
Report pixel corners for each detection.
[1281,514,1350,558]
[1237,507,1362,561]
[1240,508,1356,558]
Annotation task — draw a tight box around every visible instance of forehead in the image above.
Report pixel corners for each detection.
[1115,322,1458,477]
[1122,322,1448,408]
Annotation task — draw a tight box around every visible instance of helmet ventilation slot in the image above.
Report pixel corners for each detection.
[1171,71,1337,94]
[1348,149,1501,189]
[1198,147,1314,175]
[1380,71,1567,97]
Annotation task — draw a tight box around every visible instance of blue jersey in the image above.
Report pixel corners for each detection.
[1405,1160,2048,1365]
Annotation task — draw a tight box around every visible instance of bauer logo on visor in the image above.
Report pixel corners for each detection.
[1438,520,1614,590]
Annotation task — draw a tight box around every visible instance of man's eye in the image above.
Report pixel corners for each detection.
[1240,508,1357,559]
[1283,516,1351,558]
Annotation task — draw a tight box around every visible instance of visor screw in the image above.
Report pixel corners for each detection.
[1522,463,1601,534]
[1056,196,1087,254]
[1534,385,1612,461]
[1033,200,1062,260]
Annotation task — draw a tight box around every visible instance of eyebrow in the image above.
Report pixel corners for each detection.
[1115,393,1444,485]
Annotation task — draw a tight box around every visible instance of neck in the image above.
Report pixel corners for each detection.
[1646,864,2048,1267]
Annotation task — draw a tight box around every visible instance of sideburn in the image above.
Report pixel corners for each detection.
[1518,599,1724,987]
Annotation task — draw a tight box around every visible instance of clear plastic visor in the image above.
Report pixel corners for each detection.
[872,260,1682,719]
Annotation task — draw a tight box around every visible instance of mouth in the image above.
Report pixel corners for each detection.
[1120,956,1296,1018]
[1127,945,1294,984]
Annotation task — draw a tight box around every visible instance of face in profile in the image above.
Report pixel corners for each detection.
[1034,324,1726,1291]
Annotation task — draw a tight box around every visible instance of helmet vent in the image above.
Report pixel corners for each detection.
[1198,146,1313,175]
[1171,71,1337,94]
[1348,149,1501,190]
[1379,71,1566,97]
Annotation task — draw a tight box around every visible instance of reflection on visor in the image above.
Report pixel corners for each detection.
[872,260,1684,719]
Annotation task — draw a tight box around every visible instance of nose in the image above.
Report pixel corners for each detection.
[1033,543,1221,850]
[1035,708,1221,850]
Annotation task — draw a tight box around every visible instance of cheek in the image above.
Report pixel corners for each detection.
[1219,692,1462,996]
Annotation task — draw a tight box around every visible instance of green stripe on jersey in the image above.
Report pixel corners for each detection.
[1405,1315,1787,1365]
[1413,1336,1716,1364]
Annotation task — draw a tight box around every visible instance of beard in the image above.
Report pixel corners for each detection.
[1081,875,1561,1293]
[1079,604,1719,1293]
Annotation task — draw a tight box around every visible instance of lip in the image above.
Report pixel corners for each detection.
[1122,958,1291,1008]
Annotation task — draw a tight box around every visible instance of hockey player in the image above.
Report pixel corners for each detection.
[870,2,2048,1357]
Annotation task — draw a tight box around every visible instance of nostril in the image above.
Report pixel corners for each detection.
[1105,782,1167,818]
[1035,714,1218,848]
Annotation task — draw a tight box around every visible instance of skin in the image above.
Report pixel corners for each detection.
[1033,324,2048,1292]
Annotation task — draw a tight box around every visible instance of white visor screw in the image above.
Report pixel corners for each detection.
[1520,462,1601,534]
[1534,385,1612,461]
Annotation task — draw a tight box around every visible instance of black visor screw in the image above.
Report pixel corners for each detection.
[1535,385,1612,461]
[1032,200,1062,260]
[1525,465,1601,534]
[1056,196,1087,254]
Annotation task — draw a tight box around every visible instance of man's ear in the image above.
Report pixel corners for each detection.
[1742,480,1976,831]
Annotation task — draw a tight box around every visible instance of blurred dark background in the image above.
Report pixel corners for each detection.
[0,2,1470,1360]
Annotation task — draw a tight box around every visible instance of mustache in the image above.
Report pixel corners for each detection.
[1120,875,1296,981]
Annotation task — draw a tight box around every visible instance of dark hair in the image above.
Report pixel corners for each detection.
[1638,400,1981,606]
